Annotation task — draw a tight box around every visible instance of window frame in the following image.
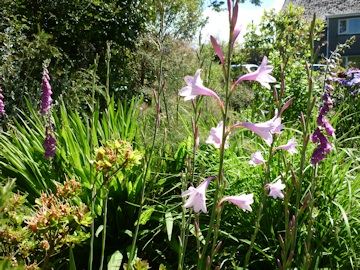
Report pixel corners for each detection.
[338,17,360,35]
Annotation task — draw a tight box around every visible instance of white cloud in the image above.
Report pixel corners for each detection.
[201,0,285,43]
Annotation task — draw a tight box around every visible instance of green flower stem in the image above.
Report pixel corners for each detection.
[128,80,162,270]
[99,182,109,270]
[105,41,111,106]
[198,9,233,268]
[284,15,317,268]
[303,169,316,269]
[195,214,202,258]
[178,189,192,270]
[127,117,158,269]
[88,56,99,270]
[179,99,202,270]
[244,141,275,268]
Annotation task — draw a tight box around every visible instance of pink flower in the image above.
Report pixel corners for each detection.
[219,194,254,212]
[323,118,335,136]
[206,121,229,149]
[0,87,5,116]
[311,129,332,153]
[44,126,56,159]
[310,146,326,165]
[249,151,265,166]
[274,138,298,155]
[179,69,222,105]
[232,109,284,146]
[230,2,242,48]
[266,180,286,199]
[181,177,214,213]
[210,36,224,67]
[40,69,53,115]
[234,56,276,89]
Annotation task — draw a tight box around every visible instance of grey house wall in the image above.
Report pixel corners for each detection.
[281,1,360,62]
[327,15,360,57]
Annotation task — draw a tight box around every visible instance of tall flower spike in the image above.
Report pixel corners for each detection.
[181,177,214,213]
[234,56,276,89]
[40,69,53,115]
[0,87,5,116]
[206,121,230,149]
[219,194,254,212]
[179,69,223,107]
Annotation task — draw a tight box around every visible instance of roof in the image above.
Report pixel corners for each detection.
[282,0,360,20]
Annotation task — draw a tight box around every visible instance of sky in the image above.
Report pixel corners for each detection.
[201,0,285,43]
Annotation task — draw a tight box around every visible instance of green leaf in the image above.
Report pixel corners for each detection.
[159,264,167,270]
[108,250,123,270]
[165,211,173,241]
[95,225,104,237]
[124,230,133,237]
[333,201,358,269]
[69,247,77,270]
[135,207,155,226]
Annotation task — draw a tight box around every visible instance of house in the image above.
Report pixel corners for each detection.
[282,0,360,66]
[326,13,360,66]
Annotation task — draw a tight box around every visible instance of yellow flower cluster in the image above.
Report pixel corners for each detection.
[94,139,142,173]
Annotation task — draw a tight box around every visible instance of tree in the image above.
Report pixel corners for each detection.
[1,0,149,69]
[236,4,325,119]
[209,0,262,11]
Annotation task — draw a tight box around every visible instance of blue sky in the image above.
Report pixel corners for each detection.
[201,0,285,43]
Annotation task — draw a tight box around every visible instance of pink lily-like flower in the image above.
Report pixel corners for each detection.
[219,194,254,212]
[266,180,286,199]
[210,36,225,67]
[181,177,214,213]
[230,1,242,48]
[232,109,284,146]
[274,137,298,155]
[206,121,229,149]
[179,69,223,106]
[249,151,265,166]
[234,56,276,89]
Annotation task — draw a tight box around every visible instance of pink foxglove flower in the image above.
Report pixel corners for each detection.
[181,177,213,213]
[206,121,229,149]
[219,194,254,212]
[266,180,286,199]
[232,109,284,146]
[274,138,298,155]
[310,146,326,165]
[179,69,222,105]
[40,70,53,115]
[234,56,276,89]
[44,126,56,159]
[0,87,5,116]
[323,118,335,136]
[311,129,332,154]
[249,151,265,166]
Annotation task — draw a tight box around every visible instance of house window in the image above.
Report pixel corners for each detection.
[338,18,360,34]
